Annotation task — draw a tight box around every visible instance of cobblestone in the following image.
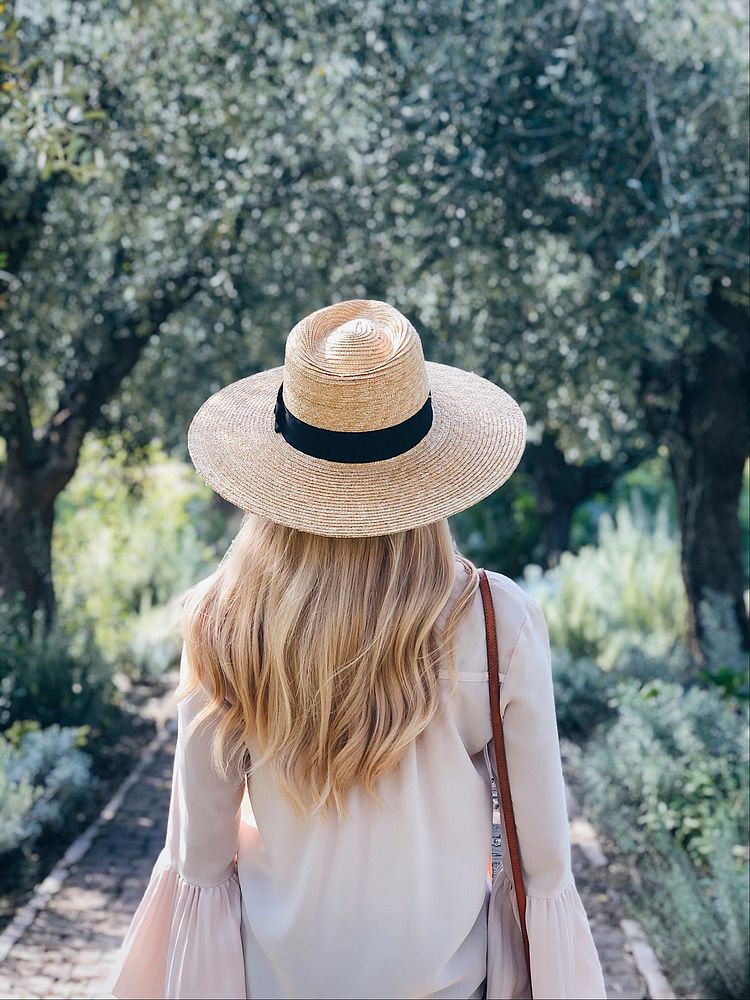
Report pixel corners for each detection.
[1,732,649,999]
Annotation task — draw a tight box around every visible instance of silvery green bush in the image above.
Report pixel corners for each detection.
[550,642,690,747]
[523,493,688,669]
[550,648,615,742]
[629,817,748,1000]
[0,723,95,858]
[0,738,36,855]
[698,587,750,700]
[575,678,749,865]
[566,673,749,998]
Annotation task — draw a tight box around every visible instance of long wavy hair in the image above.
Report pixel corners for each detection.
[178,511,479,819]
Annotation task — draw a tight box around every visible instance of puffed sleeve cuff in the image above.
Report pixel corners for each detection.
[110,847,246,1000]
[487,871,607,1000]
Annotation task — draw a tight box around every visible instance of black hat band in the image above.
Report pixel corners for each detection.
[273,382,433,464]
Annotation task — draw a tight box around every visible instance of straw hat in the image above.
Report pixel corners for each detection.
[187,299,527,536]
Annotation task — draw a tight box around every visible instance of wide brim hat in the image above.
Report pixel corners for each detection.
[187,299,527,536]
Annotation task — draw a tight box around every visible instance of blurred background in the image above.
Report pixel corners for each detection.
[0,1,748,998]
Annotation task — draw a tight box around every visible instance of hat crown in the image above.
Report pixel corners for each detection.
[283,300,431,432]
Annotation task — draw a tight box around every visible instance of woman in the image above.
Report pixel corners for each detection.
[109,300,606,1000]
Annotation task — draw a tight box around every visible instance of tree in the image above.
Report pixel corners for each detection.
[354,0,749,659]
[1,4,111,623]
[2,0,747,665]
[0,0,370,623]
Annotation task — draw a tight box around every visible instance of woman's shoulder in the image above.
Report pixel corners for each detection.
[445,564,545,686]
[477,567,543,664]
[480,567,540,619]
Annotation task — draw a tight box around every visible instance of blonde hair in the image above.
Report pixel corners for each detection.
[178,512,479,819]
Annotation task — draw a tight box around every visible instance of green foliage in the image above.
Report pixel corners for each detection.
[550,648,616,742]
[523,491,688,668]
[552,640,693,745]
[0,591,112,730]
[698,586,750,700]
[52,435,234,675]
[450,472,542,579]
[0,737,35,855]
[566,655,750,996]
[2,0,747,457]
[0,722,95,859]
[570,449,678,552]
[628,819,749,1000]
[2,0,747,669]
[543,484,749,997]
[0,3,107,184]
[576,678,748,865]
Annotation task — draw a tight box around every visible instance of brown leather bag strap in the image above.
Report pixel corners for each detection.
[479,568,533,993]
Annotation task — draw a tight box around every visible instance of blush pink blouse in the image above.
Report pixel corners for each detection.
[109,567,606,1000]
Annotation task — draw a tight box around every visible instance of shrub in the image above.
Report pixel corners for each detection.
[530,463,750,999]
[52,435,234,677]
[578,678,749,866]
[0,594,114,731]
[0,738,36,855]
[629,818,749,1000]
[0,723,95,859]
[522,492,688,669]
[550,648,615,742]
[698,587,750,701]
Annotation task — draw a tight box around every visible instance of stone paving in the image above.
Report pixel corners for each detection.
[1,724,647,1000]
[573,863,648,999]
[0,723,177,1000]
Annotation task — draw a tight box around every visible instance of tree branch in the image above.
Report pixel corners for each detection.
[0,372,38,470]
[37,274,202,476]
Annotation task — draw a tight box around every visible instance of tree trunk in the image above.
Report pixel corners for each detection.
[667,343,750,665]
[0,279,200,631]
[639,281,750,666]
[0,463,76,628]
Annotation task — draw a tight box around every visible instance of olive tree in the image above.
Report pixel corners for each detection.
[356,0,749,658]
[2,0,747,665]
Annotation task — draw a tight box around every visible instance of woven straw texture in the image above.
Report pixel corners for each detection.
[187,300,527,536]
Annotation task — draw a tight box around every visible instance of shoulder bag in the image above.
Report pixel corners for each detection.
[478,568,533,1000]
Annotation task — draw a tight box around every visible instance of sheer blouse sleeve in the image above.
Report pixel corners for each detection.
[487,597,607,1000]
[109,645,246,1000]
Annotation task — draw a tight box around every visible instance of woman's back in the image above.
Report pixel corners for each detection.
[236,558,505,999]
[111,559,605,999]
